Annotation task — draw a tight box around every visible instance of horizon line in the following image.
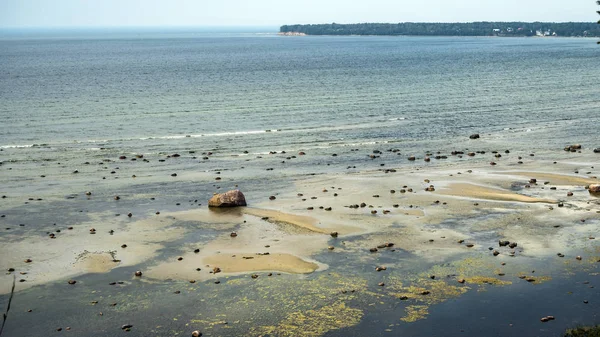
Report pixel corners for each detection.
[1,20,598,30]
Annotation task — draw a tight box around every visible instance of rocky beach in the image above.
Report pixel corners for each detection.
[1,138,599,336]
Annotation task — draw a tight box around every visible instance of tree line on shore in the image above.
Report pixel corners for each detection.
[280,22,600,37]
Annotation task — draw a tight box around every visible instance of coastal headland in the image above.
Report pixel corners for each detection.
[280,22,600,37]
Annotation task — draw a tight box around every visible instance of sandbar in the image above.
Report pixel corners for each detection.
[438,183,556,203]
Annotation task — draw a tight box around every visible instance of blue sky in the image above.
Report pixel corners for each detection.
[0,0,597,28]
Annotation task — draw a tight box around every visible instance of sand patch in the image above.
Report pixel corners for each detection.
[204,253,319,274]
[0,212,185,294]
[438,183,556,204]
[73,251,119,273]
[144,252,320,282]
[500,172,599,186]
[400,208,425,216]
[242,208,330,234]
[144,213,329,282]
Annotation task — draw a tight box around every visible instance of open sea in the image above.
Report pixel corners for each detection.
[0,29,599,337]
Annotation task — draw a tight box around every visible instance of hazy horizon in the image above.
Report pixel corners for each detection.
[1,0,597,29]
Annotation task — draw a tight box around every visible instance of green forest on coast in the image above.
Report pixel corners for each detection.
[280,22,600,37]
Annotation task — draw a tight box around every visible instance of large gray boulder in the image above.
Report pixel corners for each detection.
[588,184,600,195]
[208,190,247,207]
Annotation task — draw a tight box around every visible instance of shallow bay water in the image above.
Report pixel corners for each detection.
[0,31,599,336]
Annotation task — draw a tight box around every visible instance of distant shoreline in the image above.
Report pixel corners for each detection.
[280,22,600,38]
[277,33,598,39]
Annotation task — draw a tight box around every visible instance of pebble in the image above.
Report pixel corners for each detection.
[192,331,202,337]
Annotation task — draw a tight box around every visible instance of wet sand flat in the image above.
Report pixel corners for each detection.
[438,183,556,203]
[499,171,599,186]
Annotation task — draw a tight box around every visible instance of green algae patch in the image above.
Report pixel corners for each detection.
[464,276,512,286]
[185,273,375,335]
[251,302,363,337]
[387,279,468,322]
[424,256,497,281]
[388,278,468,303]
[516,273,552,285]
[401,305,430,323]
[563,325,600,337]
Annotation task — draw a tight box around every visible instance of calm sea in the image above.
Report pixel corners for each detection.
[1,31,599,153]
